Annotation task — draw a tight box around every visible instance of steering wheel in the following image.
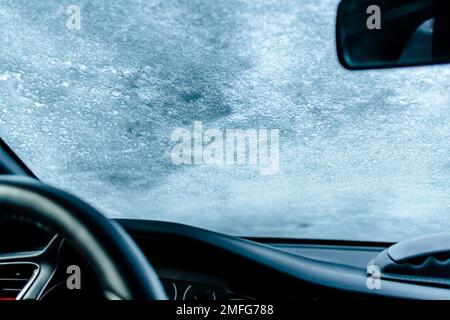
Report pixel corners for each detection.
[0,175,168,300]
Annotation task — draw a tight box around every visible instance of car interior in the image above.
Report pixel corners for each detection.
[2,0,450,303]
[2,142,450,301]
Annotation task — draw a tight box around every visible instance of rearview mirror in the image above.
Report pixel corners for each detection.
[337,0,450,69]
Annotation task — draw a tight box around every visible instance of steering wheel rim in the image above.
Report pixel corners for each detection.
[0,175,167,300]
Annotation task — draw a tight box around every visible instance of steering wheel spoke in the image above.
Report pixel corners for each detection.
[0,176,167,300]
[0,235,61,300]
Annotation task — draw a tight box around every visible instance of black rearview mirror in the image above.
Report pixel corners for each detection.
[337,0,450,69]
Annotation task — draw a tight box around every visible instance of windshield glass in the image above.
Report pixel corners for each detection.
[1,0,450,242]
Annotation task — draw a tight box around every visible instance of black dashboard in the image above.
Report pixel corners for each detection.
[2,218,450,301]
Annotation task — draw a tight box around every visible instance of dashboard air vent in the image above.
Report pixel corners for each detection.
[0,263,38,300]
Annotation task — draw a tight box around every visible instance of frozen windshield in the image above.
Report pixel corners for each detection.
[1,0,450,241]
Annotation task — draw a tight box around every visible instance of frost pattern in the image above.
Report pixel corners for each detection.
[1,0,450,241]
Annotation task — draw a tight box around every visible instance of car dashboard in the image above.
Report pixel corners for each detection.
[1,218,448,301]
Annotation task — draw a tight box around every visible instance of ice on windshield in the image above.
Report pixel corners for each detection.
[1,0,450,241]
